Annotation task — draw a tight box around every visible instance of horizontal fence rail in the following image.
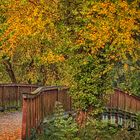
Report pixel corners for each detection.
[0,84,38,111]
[22,86,72,140]
[102,108,137,128]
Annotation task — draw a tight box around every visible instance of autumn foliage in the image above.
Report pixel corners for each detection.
[76,1,140,60]
[0,0,140,116]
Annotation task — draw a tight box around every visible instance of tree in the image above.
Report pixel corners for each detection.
[0,0,140,116]
[58,0,140,123]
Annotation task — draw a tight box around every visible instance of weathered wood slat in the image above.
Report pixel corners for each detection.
[0,84,39,111]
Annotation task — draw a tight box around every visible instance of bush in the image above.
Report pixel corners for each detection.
[38,102,140,140]
[40,102,78,140]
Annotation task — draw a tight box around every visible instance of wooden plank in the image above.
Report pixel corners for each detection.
[0,86,2,108]
[2,86,5,111]
[22,98,28,140]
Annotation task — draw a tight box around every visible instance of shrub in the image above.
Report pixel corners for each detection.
[40,102,78,140]
[38,102,140,140]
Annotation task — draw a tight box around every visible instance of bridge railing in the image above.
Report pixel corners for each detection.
[22,86,72,140]
[0,84,38,111]
[106,89,140,114]
[105,89,140,126]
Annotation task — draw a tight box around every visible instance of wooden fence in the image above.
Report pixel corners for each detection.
[22,86,72,140]
[0,84,38,111]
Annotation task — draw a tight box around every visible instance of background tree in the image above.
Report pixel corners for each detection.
[0,0,64,84]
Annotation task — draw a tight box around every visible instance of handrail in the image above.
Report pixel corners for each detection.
[115,88,140,101]
[22,87,58,98]
[0,83,39,87]
[22,86,68,98]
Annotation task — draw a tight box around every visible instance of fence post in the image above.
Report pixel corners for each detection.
[22,96,28,140]
[2,86,5,111]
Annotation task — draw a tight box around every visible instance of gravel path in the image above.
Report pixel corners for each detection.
[0,111,22,140]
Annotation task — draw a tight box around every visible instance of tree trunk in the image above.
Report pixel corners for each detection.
[2,59,17,83]
[76,106,93,127]
[76,110,87,128]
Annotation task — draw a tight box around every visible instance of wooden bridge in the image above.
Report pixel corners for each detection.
[0,84,140,139]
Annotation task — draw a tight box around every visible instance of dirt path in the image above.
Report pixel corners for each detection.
[0,111,22,140]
